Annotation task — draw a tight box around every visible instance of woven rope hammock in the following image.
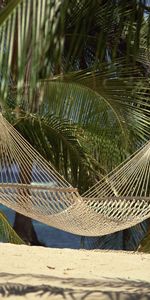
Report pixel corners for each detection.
[0,113,150,236]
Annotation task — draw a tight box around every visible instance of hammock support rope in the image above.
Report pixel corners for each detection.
[0,113,150,236]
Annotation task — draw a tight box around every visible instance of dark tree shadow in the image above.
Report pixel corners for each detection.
[0,273,150,299]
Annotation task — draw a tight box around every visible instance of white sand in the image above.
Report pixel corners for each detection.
[0,243,150,299]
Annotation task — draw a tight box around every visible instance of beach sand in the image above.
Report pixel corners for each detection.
[0,243,150,299]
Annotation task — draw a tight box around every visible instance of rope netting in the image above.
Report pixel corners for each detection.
[0,113,150,236]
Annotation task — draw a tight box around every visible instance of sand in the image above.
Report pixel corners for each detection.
[0,243,150,299]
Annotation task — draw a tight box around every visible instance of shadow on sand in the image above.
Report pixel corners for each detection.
[0,273,150,299]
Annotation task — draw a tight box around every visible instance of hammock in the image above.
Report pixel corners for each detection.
[0,113,149,236]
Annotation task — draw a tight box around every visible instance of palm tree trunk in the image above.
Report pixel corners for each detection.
[13,160,44,246]
[13,213,43,245]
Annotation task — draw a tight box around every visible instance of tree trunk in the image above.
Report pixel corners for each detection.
[122,229,130,250]
[13,213,44,246]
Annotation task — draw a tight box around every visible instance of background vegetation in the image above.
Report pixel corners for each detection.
[0,0,150,250]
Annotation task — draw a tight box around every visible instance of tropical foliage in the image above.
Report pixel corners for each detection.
[0,210,24,244]
[0,0,150,249]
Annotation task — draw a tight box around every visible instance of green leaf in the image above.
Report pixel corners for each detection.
[0,0,22,26]
[0,211,25,244]
[138,228,150,253]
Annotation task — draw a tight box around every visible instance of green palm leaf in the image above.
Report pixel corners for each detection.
[0,211,24,244]
[0,0,150,249]
[39,58,150,144]
[138,228,150,253]
[10,112,103,192]
[0,0,150,105]
[0,0,67,104]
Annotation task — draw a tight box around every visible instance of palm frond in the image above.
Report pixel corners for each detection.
[39,57,150,144]
[0,0,150,249]
[82,220,149,251]
[0,0,66,105]
[8,112,103,192]
[0,211,24,244]
[64,0,150,65]
[138,227,150,253]
[0,0,150,107]
[0,0,21,26]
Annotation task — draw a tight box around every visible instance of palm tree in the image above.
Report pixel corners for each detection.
[0,0,149,248]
